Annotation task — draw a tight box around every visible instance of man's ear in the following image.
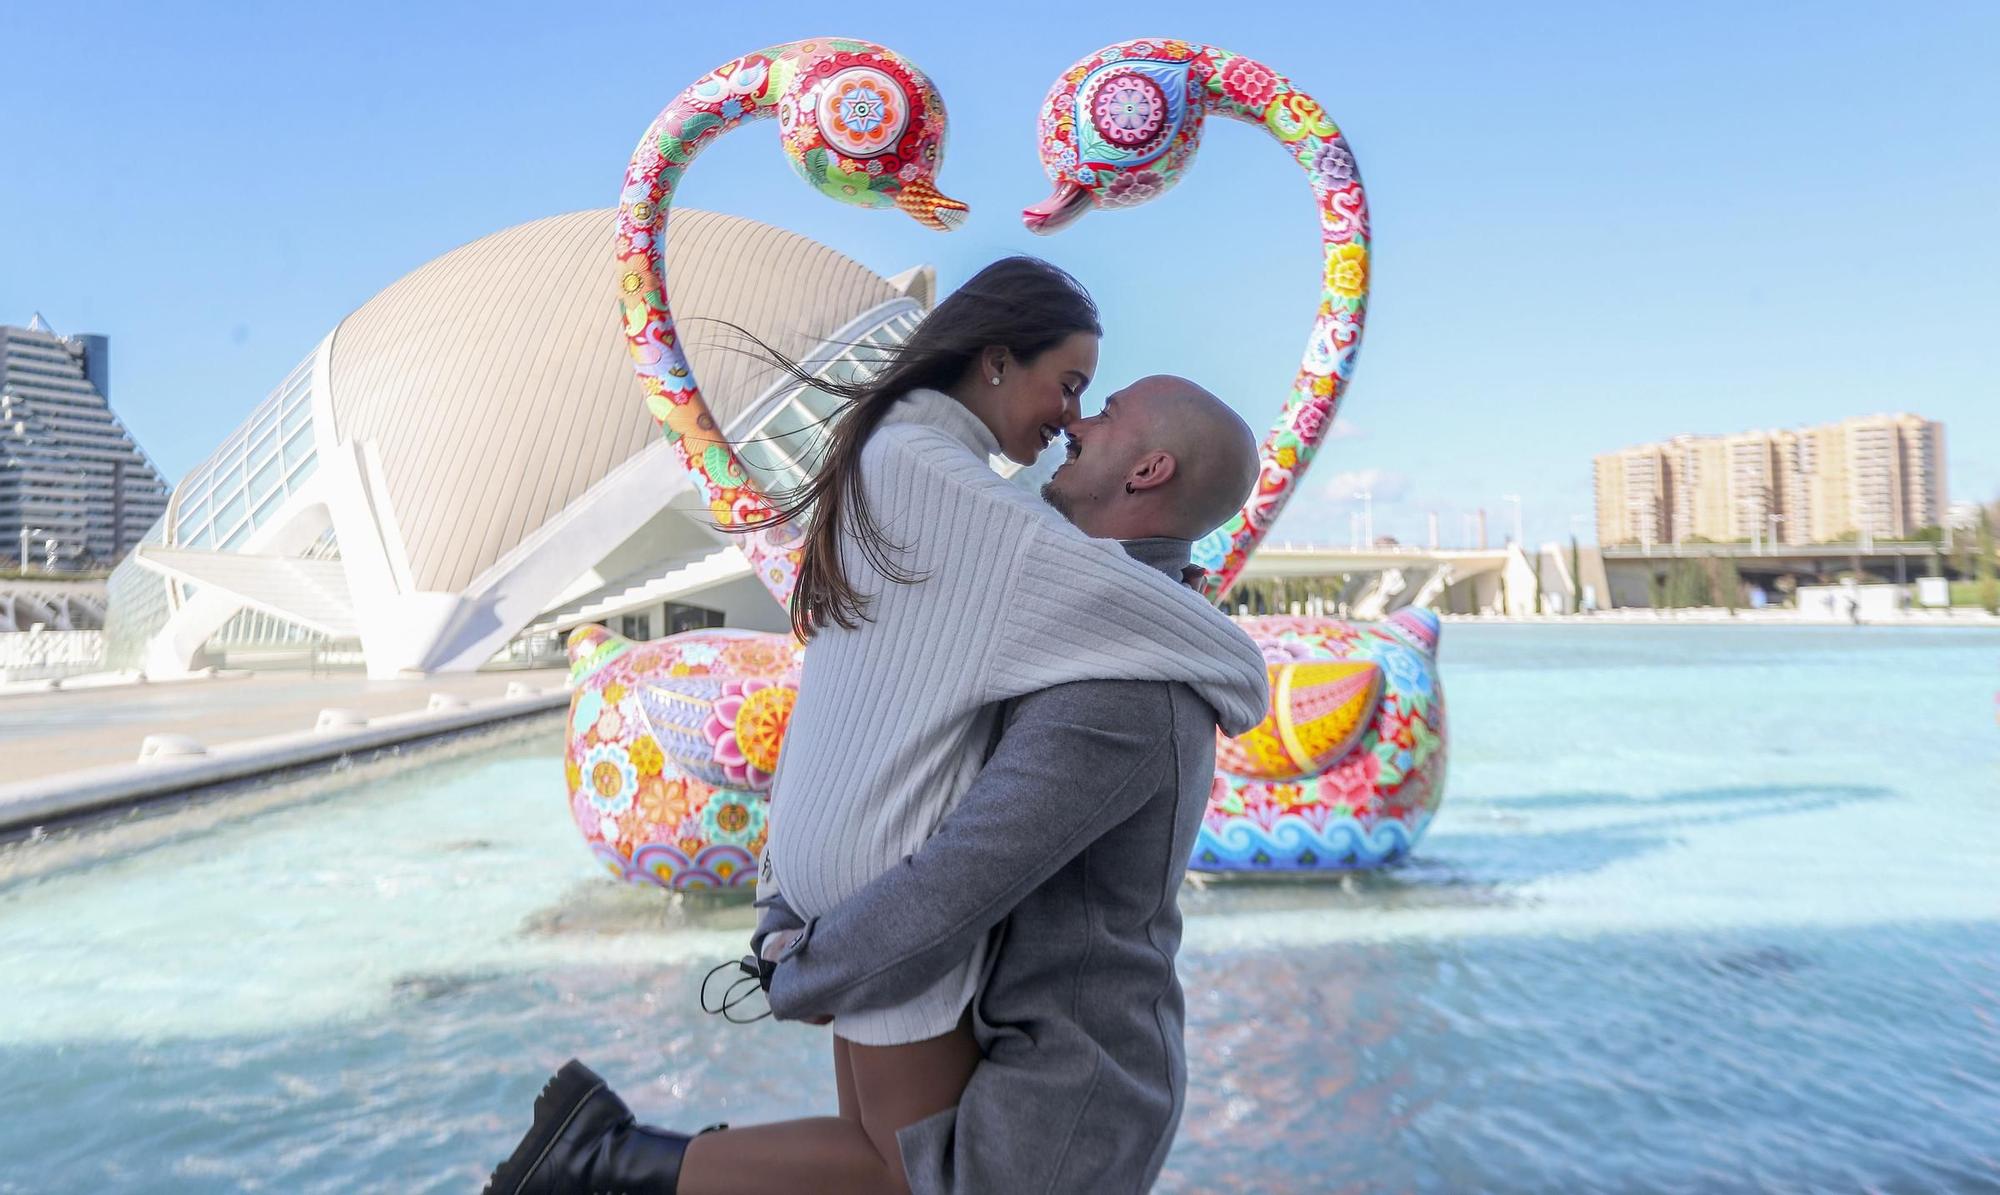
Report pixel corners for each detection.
[1127,451,1177,493]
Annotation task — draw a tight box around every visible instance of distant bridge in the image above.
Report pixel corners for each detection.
[1231,544,1541,617]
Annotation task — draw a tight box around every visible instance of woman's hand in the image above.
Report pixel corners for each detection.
[758,930,833,1025]
[759,929,801,964]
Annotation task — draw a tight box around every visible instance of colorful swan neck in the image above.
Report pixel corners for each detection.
[1026,39,1369,599]
[616,40,966,610]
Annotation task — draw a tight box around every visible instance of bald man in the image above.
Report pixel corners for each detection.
[742,375,1262,1193]
[1038,373,1261,547]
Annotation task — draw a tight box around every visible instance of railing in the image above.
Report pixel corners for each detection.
[0,629,105,682]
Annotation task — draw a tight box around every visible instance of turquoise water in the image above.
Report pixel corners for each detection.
[1,625,1997,1193]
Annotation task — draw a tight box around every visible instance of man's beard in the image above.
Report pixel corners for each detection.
[1039,479,1077,524]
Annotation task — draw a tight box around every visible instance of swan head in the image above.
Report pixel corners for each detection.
[778,44,968,231]
[1024,41,1205,235]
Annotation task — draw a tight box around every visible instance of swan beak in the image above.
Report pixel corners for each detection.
[1022,182,1091,235]
[894,178,970,231]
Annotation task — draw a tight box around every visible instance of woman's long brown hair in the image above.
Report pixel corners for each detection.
[720,256,1099,640]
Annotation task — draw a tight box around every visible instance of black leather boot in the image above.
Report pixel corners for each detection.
[484,1059,723,1195]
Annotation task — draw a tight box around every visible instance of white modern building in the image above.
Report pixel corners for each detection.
[102,209,933,677]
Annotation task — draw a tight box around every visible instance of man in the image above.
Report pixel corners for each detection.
[486,376,1262,1194]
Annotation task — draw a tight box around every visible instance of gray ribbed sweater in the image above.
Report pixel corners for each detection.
[760,388,1267,1046]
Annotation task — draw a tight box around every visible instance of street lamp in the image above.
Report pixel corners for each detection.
[18,527,44,575]
[1353,489,1374,547]
[1503,495,1524,548]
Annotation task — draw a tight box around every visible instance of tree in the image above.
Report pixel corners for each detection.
[1979,509,1998,614]
[1570,535,1585,615]
[1716,556,1742,613]
[1662,560,1713,608]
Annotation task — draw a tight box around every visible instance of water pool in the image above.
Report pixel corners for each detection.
[2,625,1997,1193]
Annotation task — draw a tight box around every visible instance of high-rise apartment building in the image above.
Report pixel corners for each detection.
[1593,413,1946,546]
[1,316,170,568]
[1667,434,1732,543]
[1593,445,1670,547]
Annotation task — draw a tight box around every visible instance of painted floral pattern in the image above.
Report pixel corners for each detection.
[564,626,803,890]
[1199,610,1447,872]
[615,40,963,613]
[702,677,795,788]
[1036,43,1369,601]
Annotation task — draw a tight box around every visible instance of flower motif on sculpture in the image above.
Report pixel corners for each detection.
[1103,171,1165,208]
[1325,242,1368,302]
[627,734,665,778]
[582,743,638,818]
[700,790,768,847]
[719,637,799,677]
[1220,56,1279,109]
[703,678,796,788]
[818,68,908,157]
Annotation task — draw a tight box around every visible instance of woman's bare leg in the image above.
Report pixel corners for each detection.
[834,1036,861,1122]
[848,1016,980,1193]
[677,1014,977,1195]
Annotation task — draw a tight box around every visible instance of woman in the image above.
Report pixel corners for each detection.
[485,258,1268,1195]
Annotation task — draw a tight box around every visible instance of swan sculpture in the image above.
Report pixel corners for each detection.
[1024,39,1446,870]
[569,40,961,886]
[567,38,1445,887]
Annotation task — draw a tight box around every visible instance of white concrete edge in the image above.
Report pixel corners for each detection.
[0,688,569,834]
[0,669,256,701]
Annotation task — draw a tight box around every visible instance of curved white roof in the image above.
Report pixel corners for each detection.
[323,208,909,594]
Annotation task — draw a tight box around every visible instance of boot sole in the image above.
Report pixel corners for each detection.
[483,1060,606,1195]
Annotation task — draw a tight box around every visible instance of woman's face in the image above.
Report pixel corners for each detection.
[989,332,1100,465]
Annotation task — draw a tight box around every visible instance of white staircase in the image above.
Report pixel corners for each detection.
[537,547,752,633]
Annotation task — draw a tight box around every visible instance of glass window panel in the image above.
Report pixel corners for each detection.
[248,424,280,468]
[219,521,252,551]
[756,397,823,444]
[282,424,314,469]
[735,437,787,475]
[246,454,283,507]
[286,452,318,488]
[174,497,209,539]
[248,397,282,444]
[213,491,247,539]
[281,393,312,435]
[250,486,286,527]
[183,525,213,549]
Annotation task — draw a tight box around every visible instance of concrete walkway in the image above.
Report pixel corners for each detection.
[0,668,570,785]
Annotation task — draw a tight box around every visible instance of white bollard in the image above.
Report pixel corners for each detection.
[138,734,207,762]
[315,708,368,733]
[427,693,471,712]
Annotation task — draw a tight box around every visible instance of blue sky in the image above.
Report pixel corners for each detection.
[2,2,1994,547]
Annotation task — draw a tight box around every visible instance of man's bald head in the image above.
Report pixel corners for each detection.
[1040,374,1260,543]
